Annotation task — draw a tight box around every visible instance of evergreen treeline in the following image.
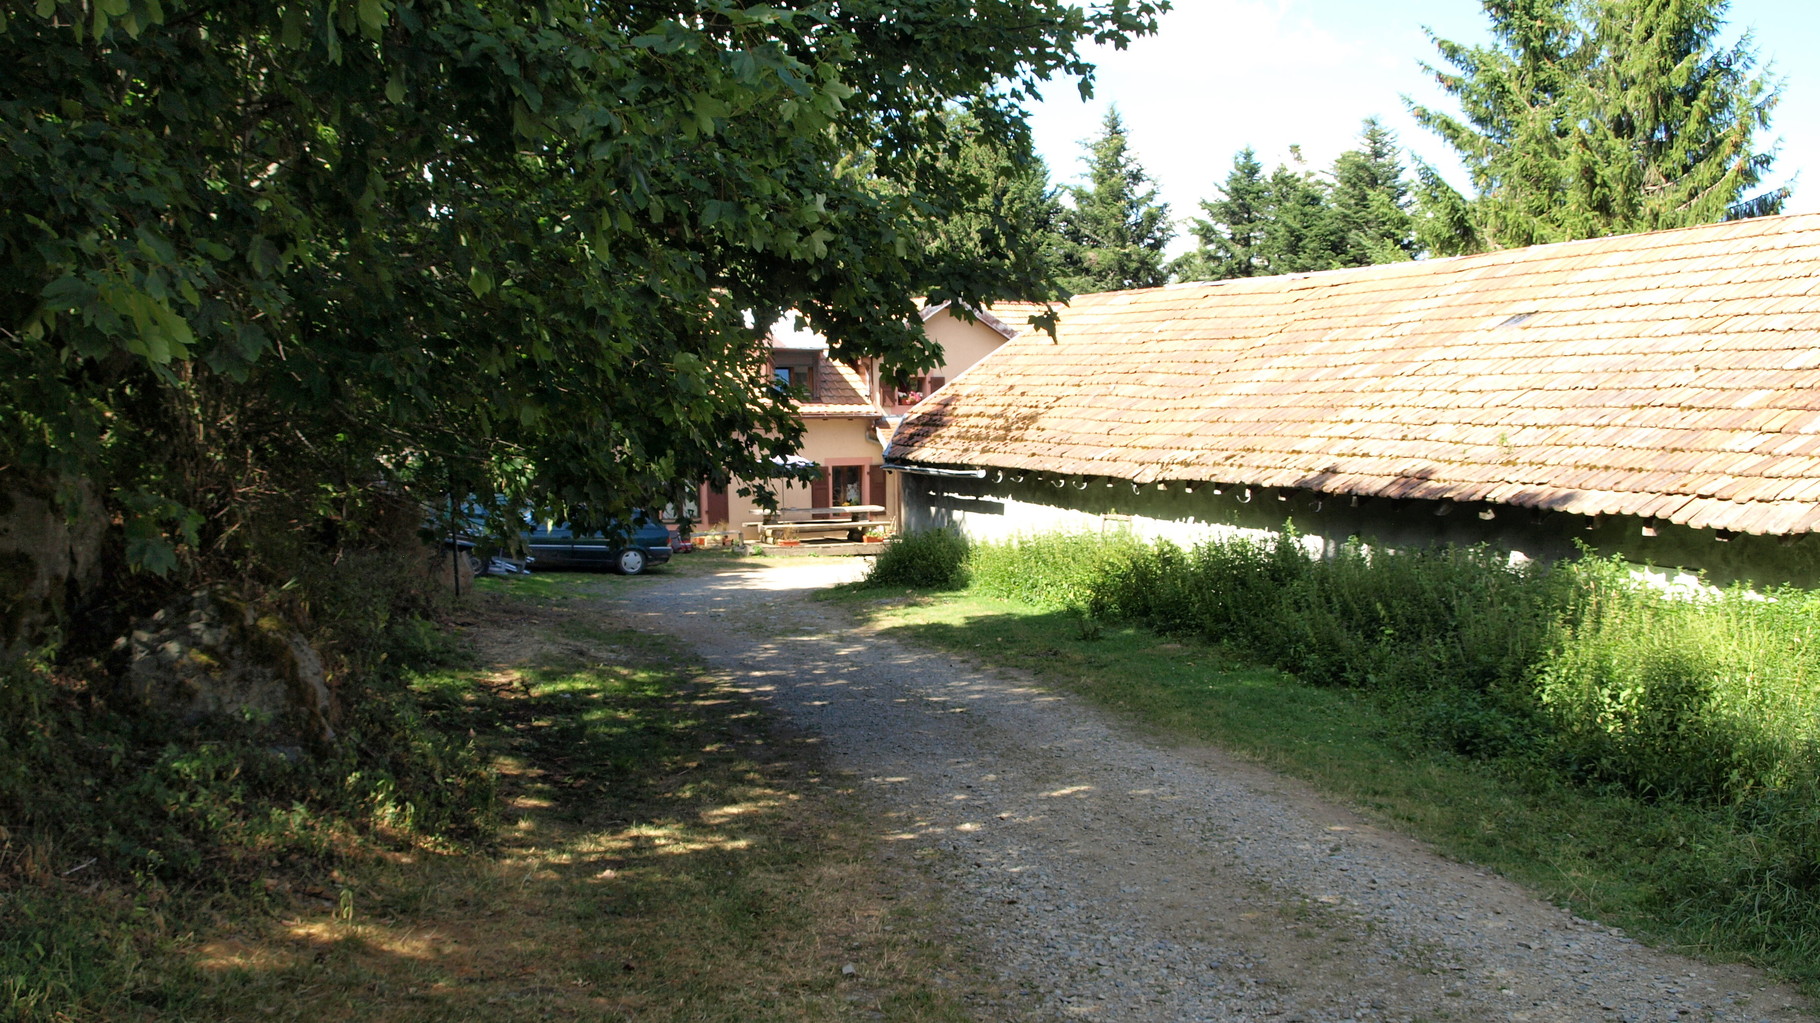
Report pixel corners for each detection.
[1041,0,1785,293]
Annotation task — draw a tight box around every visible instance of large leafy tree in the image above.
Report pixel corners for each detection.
[1054,107,1173,293]
[1410,0,1783,255]
[0,1,1163,600]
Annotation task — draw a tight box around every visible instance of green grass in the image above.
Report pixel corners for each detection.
[832,559,1820,994]
[3,569,984,1022]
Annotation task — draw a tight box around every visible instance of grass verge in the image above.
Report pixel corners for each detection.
[825,582,1820,996]
[4,569,980,1022]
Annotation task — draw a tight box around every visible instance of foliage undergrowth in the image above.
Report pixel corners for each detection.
[866,527,971,589]
[872,528,1820,988]
[0,548,497,1021]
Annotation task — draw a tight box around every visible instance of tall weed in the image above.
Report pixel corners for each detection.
[1536,559,1820,805]
[964,530,1820,821]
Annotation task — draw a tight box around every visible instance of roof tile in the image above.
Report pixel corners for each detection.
[893,214,1820,534]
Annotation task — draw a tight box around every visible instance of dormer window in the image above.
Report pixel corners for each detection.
[772,357,817,398]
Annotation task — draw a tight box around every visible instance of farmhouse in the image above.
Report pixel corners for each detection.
[886,213,1820,587]
[696,302,1036,541]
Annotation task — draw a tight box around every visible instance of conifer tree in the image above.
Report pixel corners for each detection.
[1410,0,1783,254]
[1331,118,1416,265]
[1175,123,1414,281]
[1259,152,1346,274]
[1055,108,1173,293]
[1591,0,1785,226]
[918,113,1068,305]
[1173,148,1269,281]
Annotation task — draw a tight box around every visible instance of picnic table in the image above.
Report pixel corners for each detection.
[742,505,891,543]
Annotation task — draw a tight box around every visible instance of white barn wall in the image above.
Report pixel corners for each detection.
[899,472,1820,589]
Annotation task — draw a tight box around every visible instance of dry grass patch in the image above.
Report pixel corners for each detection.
[146,590,982,1023]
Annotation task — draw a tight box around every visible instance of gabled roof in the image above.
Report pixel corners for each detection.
[798,353,881,418]
[764,313,882,418]
[919,299,1053,340]
[890,213,1820,536]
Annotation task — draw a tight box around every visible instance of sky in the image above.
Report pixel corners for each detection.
[1028,0,1818,254]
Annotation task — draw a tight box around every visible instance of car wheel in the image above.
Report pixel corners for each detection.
[615,547,648,575]
[465,552,485,577]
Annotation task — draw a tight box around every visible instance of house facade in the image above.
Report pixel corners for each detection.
[698,302,1033,539]
[886,214,1820,588]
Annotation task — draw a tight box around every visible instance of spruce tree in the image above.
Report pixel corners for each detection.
[1591,0,1785,226]
[1410,0,1784,254]
[1055,107,1173,293]
[1173,148,1269,281]
[1331,118,1417,265]
[1175,125,1413,282]
[1259,152,1346,274]
[919,112,1068,305]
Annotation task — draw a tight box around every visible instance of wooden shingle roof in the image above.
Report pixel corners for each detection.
[890,213,1820,536]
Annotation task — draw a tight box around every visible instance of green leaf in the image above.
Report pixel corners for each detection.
[357,0,386,34]
[41,275,97,310]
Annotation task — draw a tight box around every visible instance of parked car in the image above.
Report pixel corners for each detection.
[524,517,674,575]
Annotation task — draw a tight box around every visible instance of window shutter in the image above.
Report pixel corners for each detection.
[868,464,886,509]
[811,468,832,518]
[928,376,946,391]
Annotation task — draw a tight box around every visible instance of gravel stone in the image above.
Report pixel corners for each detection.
[634,560,1814,1023]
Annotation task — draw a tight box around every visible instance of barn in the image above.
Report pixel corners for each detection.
[886,213,1820,587]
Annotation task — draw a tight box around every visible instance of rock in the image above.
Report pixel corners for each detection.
[123,588,337,742]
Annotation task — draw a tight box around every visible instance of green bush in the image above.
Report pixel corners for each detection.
[863,527,971,589]
[1535,562,1820,804]
[968,531,1142,612]
[962,528,1820,819]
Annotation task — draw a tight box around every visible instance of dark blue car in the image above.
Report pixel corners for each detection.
[524,517,674,575]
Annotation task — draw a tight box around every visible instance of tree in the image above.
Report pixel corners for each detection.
[1257,151,1347,275]
[0,1,1164,636]
[1410,0,1784,254]
[916,112,1068,305]
[1330,118,1417,265]
[1174,124,1413,281]
[1173,148,1269,281]
[1054,107,1173,293]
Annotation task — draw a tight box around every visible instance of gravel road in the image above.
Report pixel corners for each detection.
[630,558,1813,1023]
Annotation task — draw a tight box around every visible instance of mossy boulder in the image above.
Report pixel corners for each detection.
[123,589,338,743]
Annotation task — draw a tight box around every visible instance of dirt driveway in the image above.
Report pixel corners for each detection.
[625,558,1811,1023]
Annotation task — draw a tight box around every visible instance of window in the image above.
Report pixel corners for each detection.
[772,358,816,397]
[831,464,863,506]
[893,374,945,406]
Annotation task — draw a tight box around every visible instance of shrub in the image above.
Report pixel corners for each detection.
[969,531,1143,613]
[960,528,1820,817]
[864,528,971,589]
[1535,561,1820,804]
